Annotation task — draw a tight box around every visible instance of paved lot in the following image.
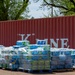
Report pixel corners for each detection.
[0,69,75,75]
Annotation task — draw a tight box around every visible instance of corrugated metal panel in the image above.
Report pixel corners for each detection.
[0,16,75,48]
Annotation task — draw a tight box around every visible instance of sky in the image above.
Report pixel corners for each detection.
[28,0,61,18]
[28,0,49,18]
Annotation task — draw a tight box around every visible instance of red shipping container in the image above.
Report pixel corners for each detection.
[0,16,75,48]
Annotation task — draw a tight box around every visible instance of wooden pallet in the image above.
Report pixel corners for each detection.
[23,69,52,73]
[53,68,73,72]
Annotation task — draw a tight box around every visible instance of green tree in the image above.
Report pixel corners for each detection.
[34,0,75,16]
[43,0,75,16]
[0,0,29,21]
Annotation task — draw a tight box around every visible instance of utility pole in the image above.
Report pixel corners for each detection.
[51,0,53,17]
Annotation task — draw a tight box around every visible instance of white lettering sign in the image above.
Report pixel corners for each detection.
[19,34,32,41]
[50,39,59,48]
[18,34,69,48]
[60,38,68,48]
[50,38,69,48]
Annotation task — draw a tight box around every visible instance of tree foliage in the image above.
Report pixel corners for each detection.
[33,0,75,16]
[43,0,75,16]
[0,0,29,21]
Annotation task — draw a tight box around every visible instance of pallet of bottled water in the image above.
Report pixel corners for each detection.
[50,48,74,70]
[18,39,51,71]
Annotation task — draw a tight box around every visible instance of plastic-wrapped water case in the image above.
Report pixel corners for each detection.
[31,61,38,66]
[24,55,32,60]
[31,56,39,60]
[42,55,50,60]
[36,39,48,45]
[64,51,71,56]
[51,56,59,61]
[58,60,65,65]
[29,45,39,49]
[44,45,50,51]
[71,49,75,55]
[44,60,50,66]
[72,59,75,67]
[71,50,75,59]
[38,65,44,70]
[57,65,65,69]
[16,40,30,47]
[50,48,60,56]
[38,51,42,55]
[51,65,58,70]
[31,66,38,70]
[31,50,39,55]
[38,60,44,65]
[30,47,44,55]
[65,64,73,69]
[52,51,60,56]
[59,54,66,61]
[44,65,50,70]
[42,51,49,55]
[51,60,58,65]
[71,55,75,59]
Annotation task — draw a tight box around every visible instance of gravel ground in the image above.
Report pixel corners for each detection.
[0,69,75,75]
